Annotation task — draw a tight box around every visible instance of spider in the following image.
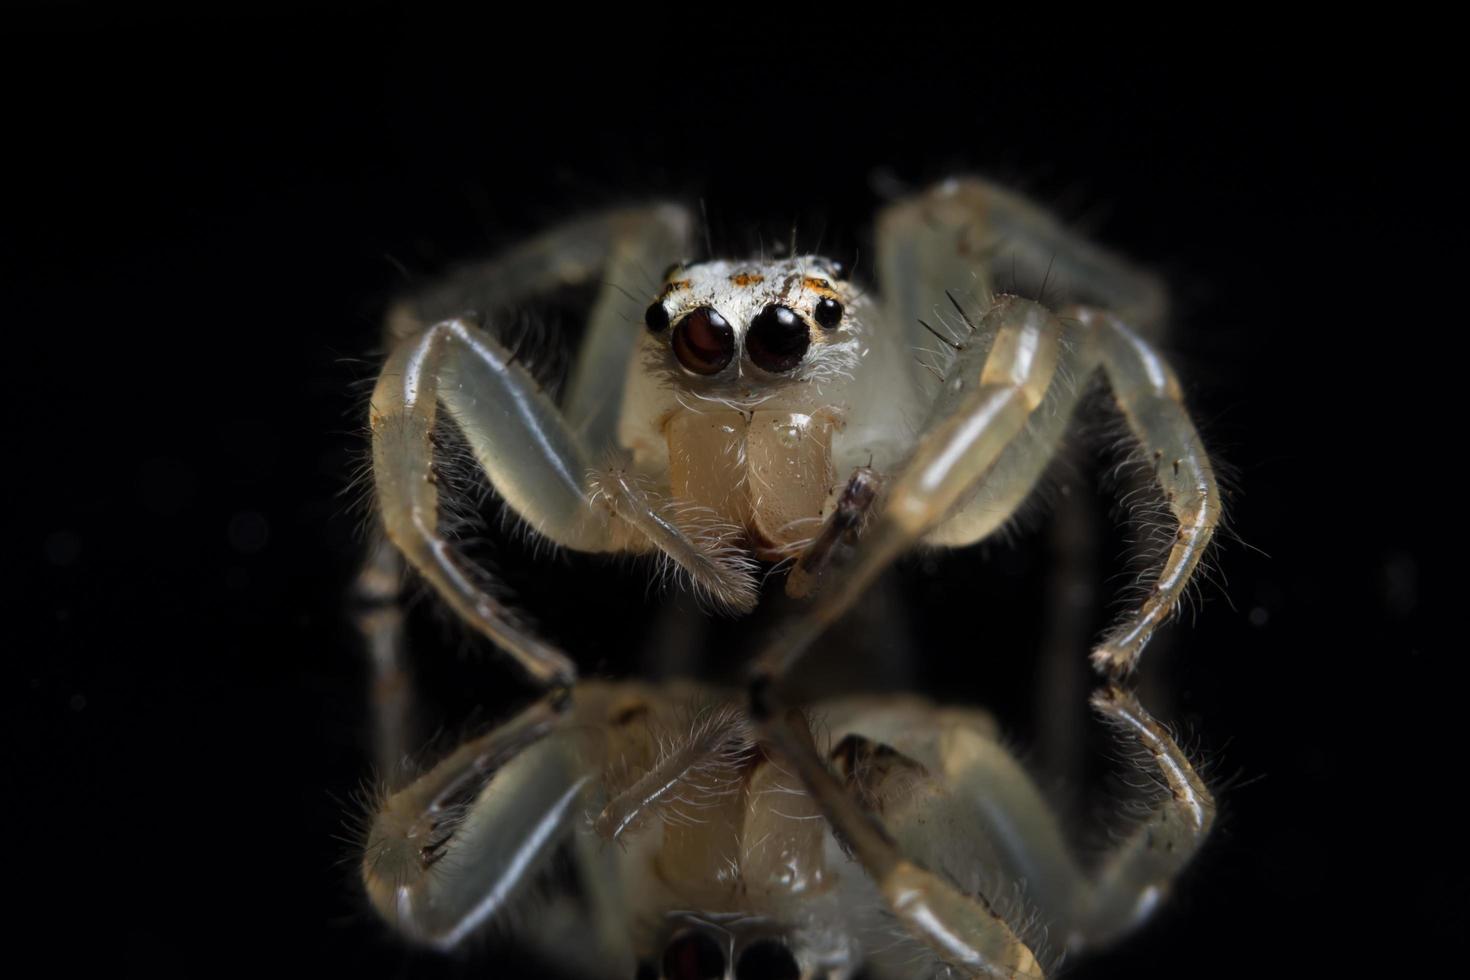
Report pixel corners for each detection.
[354,177,1221,979]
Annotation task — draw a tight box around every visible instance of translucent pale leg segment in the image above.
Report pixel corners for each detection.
[362,695,581,949]
[565,809,638,974]
[877,183,998,400]
[917,722,1088,932]
[353,535,416,789]
[1033,486,1099,809]
[826,702,1085,946]
[562,207,691,451]
[1077,686,1216,950]
[371,318,601,685]
[1078,306,1221,676]
[753,297,1065,679]
[387,203,689,454]
[388,204,690,343]
[878,178,1168,342]
[750,698,1045,980]
[375,316,755,676]
[923,312,1097,547]
[836,691,1213,959]
[743,301,1105,975]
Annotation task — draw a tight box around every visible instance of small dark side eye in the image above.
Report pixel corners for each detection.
[814,297,843,329]
[645,301,671,333]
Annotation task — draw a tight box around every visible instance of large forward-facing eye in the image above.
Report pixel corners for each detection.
[672,307,735,375]
[747,304,810,373]
[663,931,725,980]
[736,939,799,980]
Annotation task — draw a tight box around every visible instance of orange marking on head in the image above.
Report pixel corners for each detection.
[660,279,693,299]
[730,272,766,287]
[802,276,835,294]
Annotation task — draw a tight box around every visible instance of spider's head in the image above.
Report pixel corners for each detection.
[642,257,861,389]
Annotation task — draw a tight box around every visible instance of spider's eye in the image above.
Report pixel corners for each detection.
[645,301,671,333]
[663,931,725,980]
[814,297,843,330]
[736,939,799,980]
[747,304,810,373]
[671,307,734,375]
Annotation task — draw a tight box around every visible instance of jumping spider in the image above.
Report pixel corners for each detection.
[354,177,1220,979]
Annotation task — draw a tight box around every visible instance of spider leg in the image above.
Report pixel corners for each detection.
[1074,685,1215,949]
[1077,306,1221,676]
[361,691,588,949]
[1033,482,1098,807]
[878,177,1168,339]
[829,688,1214,962]
[372,317,589,686]
[751,299,1216,682]
[743,299,1075,976]
[388,205,689,344]
[353,533,416,788]
[370,205,692,679]
[372,316,758,684]
[752,296,1079,682]
[749,687,1047,979]
[384,203,693,453]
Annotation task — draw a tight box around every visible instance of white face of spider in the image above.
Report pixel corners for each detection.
[642,257,860,386]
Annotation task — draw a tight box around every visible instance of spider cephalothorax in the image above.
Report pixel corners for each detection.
[355,178,1221,979]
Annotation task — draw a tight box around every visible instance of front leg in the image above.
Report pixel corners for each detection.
[754,295,1073,680]
[372,317,594,686]
[372,317,758,685]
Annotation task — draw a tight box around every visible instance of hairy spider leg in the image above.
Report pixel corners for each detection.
[810,687,1215,973]
[368,208,771,688]
[357,208,779,966]
[759,181,1220,681]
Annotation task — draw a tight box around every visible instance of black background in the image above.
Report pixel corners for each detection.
[13,11,1451,978]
